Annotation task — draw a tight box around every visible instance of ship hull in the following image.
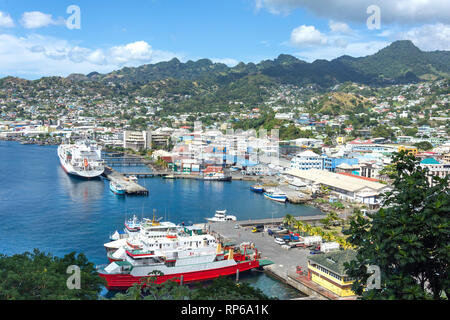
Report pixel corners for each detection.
[263,193,287,203]
[99,260,259,290]
[110,183,126,195]
[58,145,104,179]
[250,186,264,193]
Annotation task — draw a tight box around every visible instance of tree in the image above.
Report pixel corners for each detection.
[0,249,105,300]
[283,214,296,228]
[344,151,450,299]
[414,141,433,151]
[112,273,272,300]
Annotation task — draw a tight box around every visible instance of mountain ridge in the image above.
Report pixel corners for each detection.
[2,40,449,89]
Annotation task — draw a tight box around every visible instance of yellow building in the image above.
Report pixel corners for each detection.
[443,153,450,164]
[398,145,418,155]
[307,250,357,297]
[336,136,345,145]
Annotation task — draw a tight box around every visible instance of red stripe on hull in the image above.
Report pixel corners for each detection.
[99,260,260,290]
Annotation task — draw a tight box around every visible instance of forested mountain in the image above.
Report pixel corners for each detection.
[75,40,449,88]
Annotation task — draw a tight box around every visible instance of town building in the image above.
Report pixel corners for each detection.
[285,168,391,207]
[307,250,357,297]
[123,130,151,151]
[290,150,324,170]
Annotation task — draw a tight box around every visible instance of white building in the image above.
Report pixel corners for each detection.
[290,150,324,170]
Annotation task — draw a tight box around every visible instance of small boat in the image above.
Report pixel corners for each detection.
[250,185,264,193]
[163,174,176,179]
[263,189,287,203]
[202,172,232,181]
[128,175,138,183]
[124,215,141,232]
[205,210,237,222]
[110,181,126,195]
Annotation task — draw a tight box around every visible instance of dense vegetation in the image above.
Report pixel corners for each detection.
[87,40,450,87]
[111,272,272,300]
[344,152,450,299]
[0,250,105,300]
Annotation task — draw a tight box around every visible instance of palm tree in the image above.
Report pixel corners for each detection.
[294,219,304,234]
[282,214,295,228]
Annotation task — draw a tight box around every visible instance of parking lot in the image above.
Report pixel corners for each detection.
[208,221,312,280]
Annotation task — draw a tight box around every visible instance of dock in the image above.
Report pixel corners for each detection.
[102,167,149,195]
[208,217,345,300]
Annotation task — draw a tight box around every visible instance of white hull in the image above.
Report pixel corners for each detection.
[58,143,105,179]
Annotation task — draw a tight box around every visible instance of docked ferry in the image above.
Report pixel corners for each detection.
[205,210,237,222]
[57,140,105,179]
[263,189,288,203]
[110,181,126,195]
[97,234,261,290]
[202,171,232,181]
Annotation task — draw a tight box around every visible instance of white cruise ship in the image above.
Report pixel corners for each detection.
[58,140,105,179]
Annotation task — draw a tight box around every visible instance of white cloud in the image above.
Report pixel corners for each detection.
[20,11,64,29]
[0,34,181,79]
[255,0,450,24]
[211,58,239,66]
[397,23,450,51]
[290,25,328,47]
[0,12,14,28]
[329,20,352,34]
[295,40,390,62]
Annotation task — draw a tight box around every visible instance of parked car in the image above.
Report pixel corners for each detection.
[274,237,286,245]
[234,224,240,229]
[252,224,264,233]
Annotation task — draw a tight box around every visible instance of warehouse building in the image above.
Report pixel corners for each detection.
[284,168,391,207]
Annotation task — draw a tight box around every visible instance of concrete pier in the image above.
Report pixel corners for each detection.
[208,217,344,300]
[102,167,149,195]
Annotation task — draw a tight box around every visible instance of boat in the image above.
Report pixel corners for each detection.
[124,215,141,232]
[250,185,264,193]
[202,171,232,181]
[263,189,287,203]
[110,181,126,195]
[57,140,105,179]
[97,234,261,290]
[205,210,237,222]
[128,175,138,183]
[163,174,176,179]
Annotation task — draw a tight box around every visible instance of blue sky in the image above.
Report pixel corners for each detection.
[0,0,449,79]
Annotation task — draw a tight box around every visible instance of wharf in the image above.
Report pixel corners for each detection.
[102,167,149,195]
[208,218,339,300]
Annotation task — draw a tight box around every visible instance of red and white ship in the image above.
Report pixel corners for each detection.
[98,232,261,290]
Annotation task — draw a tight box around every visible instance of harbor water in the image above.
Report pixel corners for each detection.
[0,141,323,299]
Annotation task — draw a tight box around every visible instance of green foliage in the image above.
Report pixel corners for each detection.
[372,125,395,139]
[0,249,105,300]
[414,141,433,151]
[344,151,450,300]
[112,274,272,300]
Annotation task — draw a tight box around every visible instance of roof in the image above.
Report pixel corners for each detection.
[308,250,357,276]
[420,158,440,165]
[285,168,388,193]
[338,172,380,182]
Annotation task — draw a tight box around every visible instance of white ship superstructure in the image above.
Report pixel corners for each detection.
[58,140,105,178]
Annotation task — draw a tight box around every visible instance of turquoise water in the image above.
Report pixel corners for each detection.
[0,141,321,299]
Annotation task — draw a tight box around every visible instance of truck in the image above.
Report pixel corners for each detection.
[320,241,340,253]
[282,234,300,241]
[301,236,322,246]
[291,236,322,248]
